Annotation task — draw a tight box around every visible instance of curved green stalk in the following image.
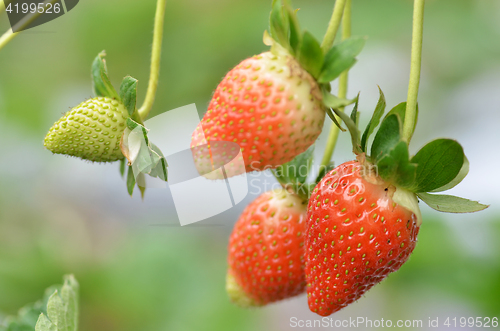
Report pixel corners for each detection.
[0,0,58,51]
[320,0,351,169]
[0,1,6,17]
[320,0,347,53]
[138,0,167,120]
[403,0,425,143]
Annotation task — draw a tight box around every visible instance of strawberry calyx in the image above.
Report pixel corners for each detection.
[92,51,169,197]
[265,0,364,122]
[328,88,488,216]
[45,51,168,198]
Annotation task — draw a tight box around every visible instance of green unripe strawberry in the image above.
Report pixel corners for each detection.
[44,97,129,162]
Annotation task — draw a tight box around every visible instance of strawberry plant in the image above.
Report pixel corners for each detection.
[222,0,489,317]
[0,0,491,324]
[0,275,79,331]
[41,0,169,198]
[304,91,487,315]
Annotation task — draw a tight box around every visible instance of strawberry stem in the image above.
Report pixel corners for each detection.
[0,0,7,16]
[138,0,167,120]
[320,0,348,53]
[0,0,59,51]
[403,0,426,143]
[320,0,352,169]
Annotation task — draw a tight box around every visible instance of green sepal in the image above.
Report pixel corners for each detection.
[370,114,402,163]
[321,88,357,109]
[297,31,324,79]
[137,173,146,200]
[119,158,126,178]
[350,94,360,128]
[322,88,356,131]
[410,139,465,193]
[417,192,489,213]
[125,118,147,140]
[369,113,419,188]
[361,88,386,152]
[136,145,161,175]
[431,155,469,192]
[126,165,136,197]
[375,140,417,189]
[383,101,418,139]
[46,291,66,331]
[121,119,168,185]
[325,108,345,132]
[269,0,289,49]
[331,107,362,155]
[318,36,366,83]
[149,143,168,182]
[60,278,78,331]
[119,76,138,117]
[91,51,119,99]
[35,314,56,331]
[287,6,301,54]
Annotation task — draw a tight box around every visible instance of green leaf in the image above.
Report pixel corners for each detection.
[370,114,401,163]
[119,159,126,178]
[383,101,418,139]
[137,173,146,200]
[120,128,139,165]
[410,139,465,193]
[325,108,345,132]
[286,6,301,54]
[126,166,135,197]
[375,140,417,189]
[35,315,55,331]
[119,76,138,117]
[350,94,360,128]
[360,88,386,152]
[60,278,78,331]
[273,145,314,187]
[431,155,469,192]
[47,292,66,331]
[322,91,357,109]
[16,304,42,329]
[135,145,161,174]
[126,118,150,145]
[91,51,119,99]
[12,276,80,331]
[297,31,324,78]
[318,36,366,83]
[120,121,169,188]
[417,192,489,213]
[331,107,362,154]
[269,0,289,48]
[149,144,168,181]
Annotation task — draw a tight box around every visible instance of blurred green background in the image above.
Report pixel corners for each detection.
[1,0,499,330]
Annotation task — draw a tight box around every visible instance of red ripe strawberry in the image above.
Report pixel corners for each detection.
[305,160,420,316]
[227,188,308,306]
[191,51,325,173]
